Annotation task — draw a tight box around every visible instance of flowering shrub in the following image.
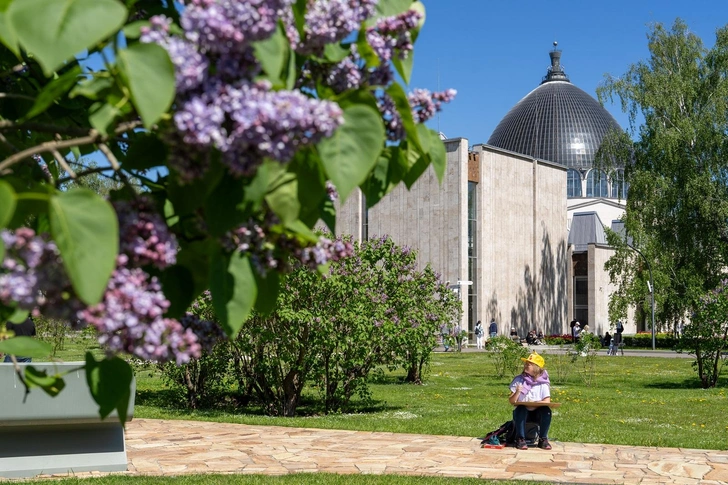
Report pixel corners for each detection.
[0,0,454,420]
[676,280,728,388]
[486,335,529,378]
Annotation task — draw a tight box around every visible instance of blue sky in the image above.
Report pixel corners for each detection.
[409,1,728,145]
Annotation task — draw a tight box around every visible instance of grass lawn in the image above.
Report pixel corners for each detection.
[19,474,547,485]
[122,350,728,451]
[38,331,727,450]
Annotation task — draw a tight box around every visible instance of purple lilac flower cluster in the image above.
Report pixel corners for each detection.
[0,229,84,321]
[222,216,353,274]
[408,88,458,124]
[141,1,344,183]
[325,180,339,201]
[295,0,378,54]
[293,237,354,270]
[180,312,226,352]
[377,94,404,141]
[114,198,178,269]
[365,9,421,62]
[181,0,285,55]
[80,255,200,364]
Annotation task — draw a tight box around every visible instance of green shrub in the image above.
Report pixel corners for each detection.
[486,335,529,378]
[622,332,679,349]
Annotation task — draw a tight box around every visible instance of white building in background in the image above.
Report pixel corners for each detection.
[336,47,638,339]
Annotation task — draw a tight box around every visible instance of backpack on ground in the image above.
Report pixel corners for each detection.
[480,420,540,447]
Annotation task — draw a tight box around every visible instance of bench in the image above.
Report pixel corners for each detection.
[0,362,135,478]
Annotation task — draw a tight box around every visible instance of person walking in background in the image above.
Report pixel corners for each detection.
[489,318,498,338]
[474,320,485,349]
[440,323,451,352]
[573,321,582,343]
[4,317,36,363]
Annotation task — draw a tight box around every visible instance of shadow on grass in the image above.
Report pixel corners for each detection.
[643,375,728,389]
[135,387,402,417]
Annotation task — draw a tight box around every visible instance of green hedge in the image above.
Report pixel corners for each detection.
[621,333,679,349]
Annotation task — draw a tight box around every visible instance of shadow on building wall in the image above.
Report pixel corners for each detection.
[507,228,567,337]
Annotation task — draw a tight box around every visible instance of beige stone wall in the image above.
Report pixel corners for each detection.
[588,244,616,336]
[335,138,469,331]
[475,145,568,337]
[334,140,567,338]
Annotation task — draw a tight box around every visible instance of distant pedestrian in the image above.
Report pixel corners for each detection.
[440,323,451,352]
[474,321,485,349]
[489,318,498,338]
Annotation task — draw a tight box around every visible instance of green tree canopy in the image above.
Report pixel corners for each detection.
[598,19,728,331]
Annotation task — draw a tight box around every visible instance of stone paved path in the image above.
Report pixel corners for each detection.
[110,419,728,484]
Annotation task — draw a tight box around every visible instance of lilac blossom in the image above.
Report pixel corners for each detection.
[377,94,404,141]
[0,229,83,321]
[141,15,209,93]
[173,80,343,176]
[408,88,457,123]
[296,0,378,54]
[81,256,202,364]
[365,9,421,61]
[114,198,178,269]
[181,0,289,55]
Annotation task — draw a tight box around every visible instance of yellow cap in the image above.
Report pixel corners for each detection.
[521,352,545,368]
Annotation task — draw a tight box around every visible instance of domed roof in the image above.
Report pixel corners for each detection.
[487,47,622,170]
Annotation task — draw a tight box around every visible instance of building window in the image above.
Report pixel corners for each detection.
[610,169,628,199]
[573,276,588,326]
[586,169,608,198]
[467,181,477,335]
[567,169,582,198]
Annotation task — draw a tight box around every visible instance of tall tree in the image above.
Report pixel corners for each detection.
[597,19,728,331]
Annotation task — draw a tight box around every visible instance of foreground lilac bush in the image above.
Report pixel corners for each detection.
[0,0,454,420]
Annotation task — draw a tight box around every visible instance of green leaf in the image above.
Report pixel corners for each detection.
[7,307,28,323]
[253,270,279,315]
[9,0,127,75]
[22,65,82,121]
[210,251,257,338]
[291,151,327,227]
[159,265,195,319]
[252,23,288,83]
[245,159,285,209]
[117,42,175,128]
[320,198,336,233]
[374,0,412,19]
[0,237,4,263]
[402,138,430,189]
[123,133,167,170]
[69,75,115,101]
[85,353,133,422]
[89,101,121,135]
[0,336,52,358]
[392,51,414,86]
[49,189,118,305]
[24,366,66,397]
[324,42,350,63]
[360,153,390,207]
[122,20,149,39]
[386,83,422,152]
[203,175,247,236]
[318,104,385,202]
[0,179,16,227]
[265,171,300,225]
[0,0,19,56]
[427,128,446,183]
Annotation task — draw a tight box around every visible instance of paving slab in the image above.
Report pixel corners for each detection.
[26,418,728,484]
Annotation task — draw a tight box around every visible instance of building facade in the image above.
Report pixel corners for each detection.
[336,46,636,339]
